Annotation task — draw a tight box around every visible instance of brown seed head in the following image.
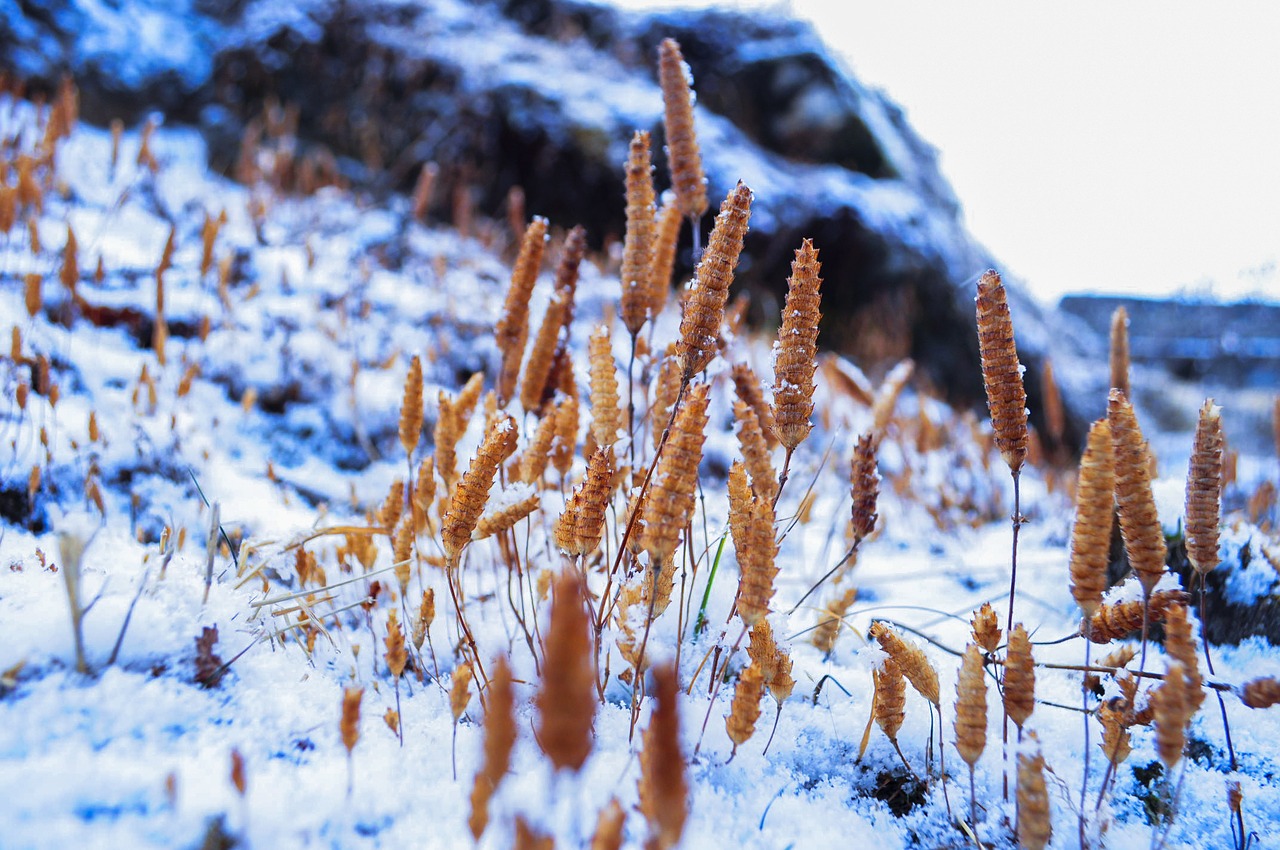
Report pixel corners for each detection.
[870,622,939,706]
[550,393,579,479]
[1070,418,1116,618]
[588,326,622,447]
[496,216,549,404]
[677,183,752,382]
[468,655,516,841]
[392,523,413,591]
[1240,676,1280,709]
[60,225,78,295]
[23,273,41,319]
[434,392,462,495]
[1162,603,1205,713]
[641,382,710,573]
[1152,661,1192,768]
[1109,306,1131,400]
[747,619,779,685]
[648,200,682,317]
[1041,358,1065,447]
[519,412,558,486]
[340,686,363,755]
[657,39,707,219]
[732,483,779,628]
[771,238,822,451]
[522,290,568,414]
[733,401,777,504]
[975,270,1028,473]
[725,663,765,751]
[555,446,615,556]
[650,344,682,449]
[230,748,246,797]
[850,432,880,543]
[811,586,858,656]
[870,358,915,438]
[590,799,626,850]
[953,643,987,767]
[1108,390,1167,596]
[384,609,407,679]
[412,456,436,532]
[1185,399,1223,575]
[412,589,435,650]
[473,488,541,540]
[1003,623,1035,730]
[873,657,906,743]
[1085,590,1188,643]
[1016,751,1052,850]
[442,414,519,566]
[970,602,1001,654]
[450,661,474,722]
[537,571,596,772]
[621,130,657,337]
[638,662,688,850]
[732,361,778,450]
[399,356,424,458]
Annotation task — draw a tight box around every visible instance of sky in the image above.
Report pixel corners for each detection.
[606,0,1280,305]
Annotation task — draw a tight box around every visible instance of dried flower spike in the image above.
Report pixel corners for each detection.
[442,414,519,566]
[1110,306,1130,400]
[588,326,622,448]
[732,362,778,450]
[1070,419,1115,619]
[732,399,777,503]
[537,571,596,772]
[340,686,363,754]
[953,644,987,767]
[771,238,822,452]
[732,482,779,628]
[873,657,906,744]
[641,382,710,585]
[621,130,657,337]
[1240,676,1280,709]
[590,799,626,850]
[1016,751,1052,850]
[1108,390,1167,596]
[639,662,687,850]
[1152,661,1193,768]
[870,622,939,706]
[1185,399,1223,575]
[658,39,707,220]
[1003,623,1035,730]
[975,270,1028,473]
[648,200,682,316]
[468,656,516,841]
[971,602,1001,654]
[677,182,752,383]
[850,433,880,543]
[555,446,616,556]
[1041,358,1065,448]
[399,355,424,458]
[1086,590,1188,643]
[496,216,549,404]
[811,586,857,656]
[725,663,765,755]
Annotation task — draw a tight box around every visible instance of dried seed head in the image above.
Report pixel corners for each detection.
[621,130,657,337]
[412,456,436,532]
[811,586,858,656]
[1152,661,1192,768]
[473,488,541,540]
[732,362,778,450]
[1185,400,1223,575]
[378,479,405,530]
[384,609,407,678]
[496,216,549,404]
[870,358,914,438]
[1070,419,1116,618]
[953,644,987,767]
[1108,390,1167,596]
[771,239,822,451]
[1240,676,1280,709]
[450,661,474,722]
[1162,603,1205,713]
[650,345,682,449]
[1003,623,1035,730]
[230,748,246,797]
[677,182,752,382]
[1016,751,1052,850]
[468,655,516,841]
[1041,358,1065,447]
[519,412,558,485]
[733,400,778,504]
[732,482,779,628]
[392,522,413,591]
[412,588,435,650]
[769,646,795,705]
[550,393,580,479]
[725,663,765,751]
[1085,590,1187,643]
[1109,306,1130,400]
[970,602,1001,654]
[442,414,519,566]
[399,356,424,458]
[23,273,41,319]
[1098,696,1133,766]
[870,622,939,706]
[513,818,553,850]
[639,662,688,850]
[60,225,78,295]
[522,289,569,414]
[537,571,596,772]
[641,382,710,573]
[648,200,682,317]
[873,656,906,743]
[340,686,363,754]
[850,432,880,543]
[590,799,626,850]
[588,326,622,447]
[555,446,616,556]
[434,392,462,495]
[747,619,779,685]
[657,39,707,219]
[975,270,1028,473]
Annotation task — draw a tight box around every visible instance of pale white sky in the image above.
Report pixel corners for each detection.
[608,0,1280,305]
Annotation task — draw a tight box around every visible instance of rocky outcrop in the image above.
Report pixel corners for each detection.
[1,0,1102,448]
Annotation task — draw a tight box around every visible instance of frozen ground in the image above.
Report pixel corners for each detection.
[1,98,1279,849]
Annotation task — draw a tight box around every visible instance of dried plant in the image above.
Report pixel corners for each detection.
[971,602,1001,654]
[771,238,822,454]
[340,685,363,794]
[870,622,939,707]
[650,345,682,449]
[657,38,707,220]
[1041,358,1065,449]
[732,362,778,449]
[1003,623,1035,732]
[812,586,858,656]
[590,799,625,850]
[1162,604,1205,713]
[434,392,462,495]
[555,446,615,556]
[496,216,549,404]
[537,571,596,772]
[1185,400,1223,575]
[1152,661,1194,769]
[1017,751,1052,850]
[588,326,622,448]
[468,656,516,841]
[1070,419,1115,619]
[23,272,41,319]
[442,414,518,566]
[1085,590,1188,643]
[639,663,687,850]
[522,289,569,414]
[550,393,580,482]
[873,657,907,753]
[473,489,541,540]
[731,478,779,628]
[850,433,880,544]
[975,270,1028,473]
[870,358,914,439]
[649,201,682,315]
[732,399,777,504]
[725,663,765,757]
[1108,390,1167,597]
[399,355,424,458]
[1239,677,1280,708]
[954,644,987,828]
[1109,306,1131,400]
[677,182,752,383]
[621,130,657,338]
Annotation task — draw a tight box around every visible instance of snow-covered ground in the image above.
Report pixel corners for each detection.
[2,96,1279,849]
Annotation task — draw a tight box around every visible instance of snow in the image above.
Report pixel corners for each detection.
[1,91,1279,850]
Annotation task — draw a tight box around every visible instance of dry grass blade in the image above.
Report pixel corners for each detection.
[1108,390,1167,596]
[621,130,657,337]
[1017,751,1052,850]
[589,326,622,448]
[1109,306,1130,400]
[468,656,516,841]
[1070,419,1115,618]
[1003,623,1035,730]
[1185,399,1223,575]
[677,182,752,382]
[639,662,687,850]
[870,622,939,706]
[657,38,707,219]
[975,270,1028,473]
[537,571,596,772]
[771,238,822,452]
[496,216,549,404]
[442,414,518,566]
